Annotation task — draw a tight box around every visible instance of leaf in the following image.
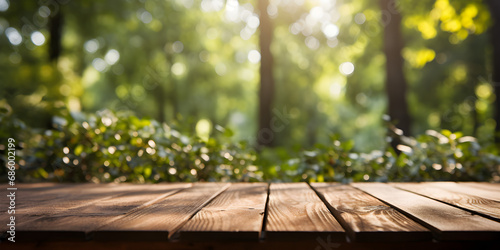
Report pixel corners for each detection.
[144,167,152,178]
[223,127,234,138]
[342,140,355,151]
[441,129,452,137]
[453,131,463,139]
[37,168,49,179]
[74,145,84,156]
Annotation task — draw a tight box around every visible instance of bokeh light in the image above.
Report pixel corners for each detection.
[339,62,355,75]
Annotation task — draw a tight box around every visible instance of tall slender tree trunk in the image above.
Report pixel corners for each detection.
[380,0,411,148]
[49,11,63,61]
[488,0,500,142]
[46,10,64,129]
[257,0,275,147]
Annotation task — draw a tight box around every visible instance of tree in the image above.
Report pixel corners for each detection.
[487,0,500,142]
[257,0,275,147]
[49,10,63,61]
[380,0,411,147]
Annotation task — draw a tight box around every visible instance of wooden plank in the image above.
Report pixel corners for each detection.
[352,183,500,241]
[1,183,91,211]
[179,183,268,241]
[0,182,75,191]
[94,183,230,241]
[392,182,500,222]
[426,182,500,202]
[311,183,431,242]
[1,183,165,233]
[14,183,190,241]
[1,183,126,212]
[265,183,345,241]
[459,182,500,193]
[1,183,122,231]
[8,184,143,215]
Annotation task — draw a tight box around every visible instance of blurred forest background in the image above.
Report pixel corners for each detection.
[1,0,500,183]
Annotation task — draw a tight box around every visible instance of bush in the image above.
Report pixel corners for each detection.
[1,103,499,183]
[1,107,260,183]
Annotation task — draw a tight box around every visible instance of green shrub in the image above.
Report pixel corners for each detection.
[1,107,260,183]
[1,103,499,183]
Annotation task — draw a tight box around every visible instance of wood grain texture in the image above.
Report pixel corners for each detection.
[13,184,144,214]
[1,183,129,232]
[94,183,229,241]
[392,182,500,221]
[352,182,500,241]
[1,183,95,212]
[265,183,345,241]
[179,183,268,241]
[4,182,500,244]
[311,183,431,242]
[13,183,190,241]
[0,182,74,190]
[426,182,500,202]
[460,182,500,192]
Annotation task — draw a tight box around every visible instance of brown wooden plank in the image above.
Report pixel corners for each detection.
[426,182,500,202]
[0,183,132,210]
[1,183,92,211]
[0,182,75,191]
[179,183,268,241]
[94,183,230,241]
[392,182,500,222]
[14,183,190,241]
[352,182,500,241]
[459,182,500,193]
[265,183,345,241]
[6,184,145,218]
[1,182,166,232]
[1,183,124,231]
[1,184,72,234]
[311,183,431,242]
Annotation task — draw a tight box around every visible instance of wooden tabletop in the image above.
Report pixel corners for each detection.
[1,182,499,249]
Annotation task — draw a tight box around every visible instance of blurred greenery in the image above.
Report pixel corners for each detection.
[0,0,499,182]
[1,104,499,182]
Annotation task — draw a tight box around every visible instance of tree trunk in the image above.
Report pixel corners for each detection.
[380,0,411,148]
[49,11,63,61]
[257,0,275,147]
[488,0,500,143]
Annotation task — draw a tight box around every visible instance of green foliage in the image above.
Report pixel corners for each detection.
[258,127,500,183]
[0,0,498,183]
[1,105,260,183]
[389,129,500,181]
[1,104,498,183]
[2,0,495,153]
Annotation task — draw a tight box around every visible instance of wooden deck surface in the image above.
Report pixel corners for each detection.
[1,182,499,249]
